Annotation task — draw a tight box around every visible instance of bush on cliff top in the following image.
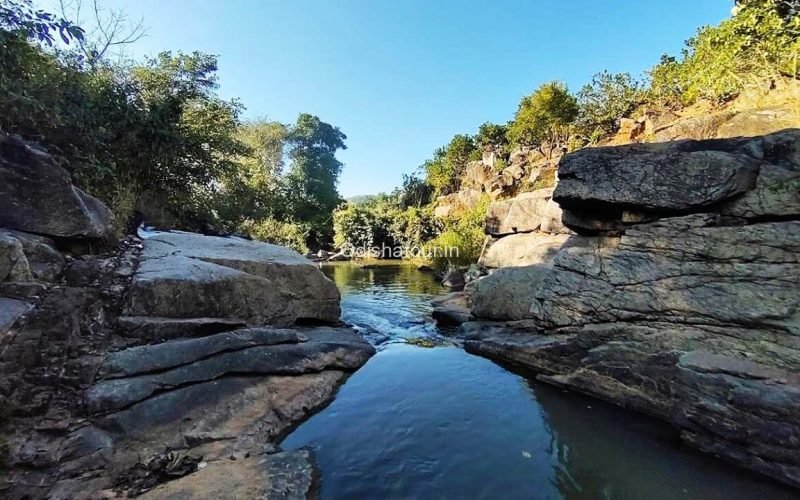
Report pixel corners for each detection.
[649,0,800,106]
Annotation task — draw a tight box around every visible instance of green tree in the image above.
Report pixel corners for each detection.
[423,134,479,196]
[507,81,578,157]
[648,0,800,105]
[283,113,347,247]
[577,71,644,136]
[213,120,287,227]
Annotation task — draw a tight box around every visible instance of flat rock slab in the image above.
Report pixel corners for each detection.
[118,316,248,342]
[126,232,341,326]
[100,327,308,378]
[140,450,317,500]
[86,327,375,413]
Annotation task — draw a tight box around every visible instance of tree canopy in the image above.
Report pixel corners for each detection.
[507,81,578,155]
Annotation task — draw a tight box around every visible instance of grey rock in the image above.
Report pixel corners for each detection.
[2,229,64,282]
[531,215,800,332]
[721,164,800,219]
[441,268,465,290]
[0,297,33,335]
[0,132,113,240]
[431,292,473,327]
[485,188,569,236]
[140,450,317,500]
[100,327,307,378]
[85,327,374,413]
[555,136,762,213]
[0,232,32,282]
[126,232,341,326]
[468,214,800,487]
[471,265,552,321]
[480,233,572,269]
[118,316,248,342]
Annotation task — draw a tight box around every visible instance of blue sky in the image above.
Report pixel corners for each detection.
[48,0,731,197]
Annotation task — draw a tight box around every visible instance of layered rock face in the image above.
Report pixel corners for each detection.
[480,187,573,269]
[0,137,373,498]
[466,129,800,488]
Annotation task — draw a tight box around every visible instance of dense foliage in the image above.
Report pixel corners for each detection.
[0,0,347,249]
[507,81,578,155]
[577,72,645,137]
[649,0,800,105]
[4,0,797,268]
[332,193,441,259]
[423,134,480,196]
[422,197,488,269]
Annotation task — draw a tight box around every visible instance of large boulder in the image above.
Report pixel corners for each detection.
[485,188,569,236]
[470,266,551,321]
[555,130,800,234]
[480,233,572,269]
[126,232,341,326]
[555,138,760,213]
[0,132,113,240]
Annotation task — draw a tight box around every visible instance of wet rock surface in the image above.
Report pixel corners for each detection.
[466,129,800,488]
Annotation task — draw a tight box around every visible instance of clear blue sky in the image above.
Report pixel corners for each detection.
[48,0,732,197]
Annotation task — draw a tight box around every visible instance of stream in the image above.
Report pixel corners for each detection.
[282,262,796,500]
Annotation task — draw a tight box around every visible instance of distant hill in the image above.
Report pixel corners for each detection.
[345,195,375,205]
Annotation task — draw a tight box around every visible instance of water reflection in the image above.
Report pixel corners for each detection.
[283,262,796,499]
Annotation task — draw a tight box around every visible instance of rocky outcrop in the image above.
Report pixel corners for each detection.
[0,226,373,498]
[126,232,341,326]
[466,129,800,488]
[431,292,472,327]
[480,232,571,269]
[555,129,798,233]
[485,188,569,236]
[479,186,573,269]
[434,188,483,218]
[0,132,113,241]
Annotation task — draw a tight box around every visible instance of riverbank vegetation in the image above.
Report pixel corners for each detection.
[2,0,797,263]
[0,0,345,250]
[332,0,799,269]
